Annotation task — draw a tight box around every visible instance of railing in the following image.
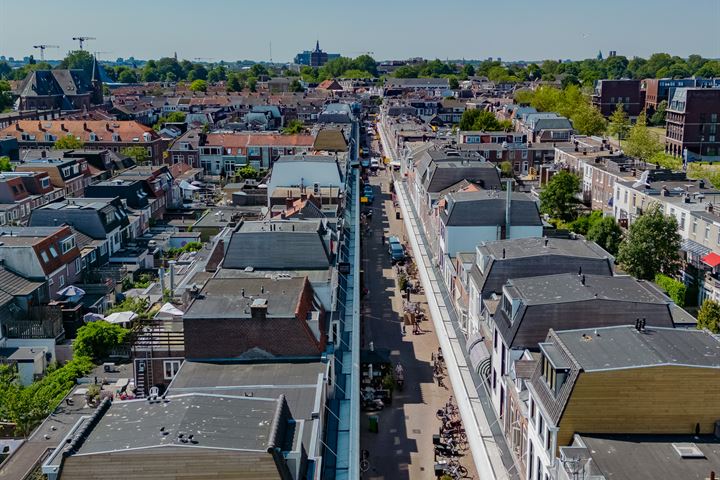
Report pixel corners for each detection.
[3,317,64,339]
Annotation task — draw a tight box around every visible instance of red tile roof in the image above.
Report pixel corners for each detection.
[0,120,159,143]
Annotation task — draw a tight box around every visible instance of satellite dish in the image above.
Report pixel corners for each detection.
[261,206,269,216]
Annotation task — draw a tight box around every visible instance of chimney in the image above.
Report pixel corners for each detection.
[505,179,512,236]
[60,123,67,132]
[41,150,47,158]
[285,197,294,210]
[578,266,582,276]
[168,261,176,292]
[502,248,505,259]
[250,298,268,321]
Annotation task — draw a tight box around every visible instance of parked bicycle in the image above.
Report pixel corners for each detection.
[443,459,469,479]
[360,449,370,473]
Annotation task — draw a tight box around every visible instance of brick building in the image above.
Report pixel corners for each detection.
[665,87,720,161]
[591,79,644,117]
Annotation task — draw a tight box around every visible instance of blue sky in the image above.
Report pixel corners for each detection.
[0,0,718,62]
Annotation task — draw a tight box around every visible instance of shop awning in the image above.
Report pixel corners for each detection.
[703,252,720,268]
[468,333,491,378]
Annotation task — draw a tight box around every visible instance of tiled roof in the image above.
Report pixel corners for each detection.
[0,120,158,143]
[204,133,314,151]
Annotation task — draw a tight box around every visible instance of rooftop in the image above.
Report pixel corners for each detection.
[506,274,667,306]
[554,325,720,372]
[479,237,611,261]
[184,277,306,320]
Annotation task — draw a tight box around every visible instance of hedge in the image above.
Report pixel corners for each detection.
[654,273,686,307]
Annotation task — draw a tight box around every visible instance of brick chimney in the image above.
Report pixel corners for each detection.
[60,123,67,132]
[250,298,268,321]
[286,197,295,210]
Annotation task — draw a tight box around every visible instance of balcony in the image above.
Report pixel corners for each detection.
[3,316,64,340]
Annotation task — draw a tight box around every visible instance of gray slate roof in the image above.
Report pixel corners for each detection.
[555,325,720,371]
[440,191,542,227]
[224,225,331,270]
[423,161,501,193]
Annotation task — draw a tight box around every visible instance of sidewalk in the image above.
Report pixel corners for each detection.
[394,179,520,480]
[359,169,478,479]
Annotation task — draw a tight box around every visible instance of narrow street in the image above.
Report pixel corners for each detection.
[359,164,477,479]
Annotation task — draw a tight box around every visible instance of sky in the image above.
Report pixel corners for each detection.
[0,0,718,63]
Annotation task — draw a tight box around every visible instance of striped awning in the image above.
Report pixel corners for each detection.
[468,333,491,378]
[681,238,712,258]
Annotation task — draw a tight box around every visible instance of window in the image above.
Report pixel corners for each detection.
[59,275,65,287]
[49,246,59,258]
[493,328,498,350]
[706,226,711,241]
[164,360,182,379]
[692,220,697,234]
[40,178,50,189]
[681,213,686,229]
[60,237,76,254]
[75,257,82,272]
[40,251,49,263]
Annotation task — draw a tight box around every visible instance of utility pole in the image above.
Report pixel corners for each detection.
[72,36,96,50]
[32,44,59,61]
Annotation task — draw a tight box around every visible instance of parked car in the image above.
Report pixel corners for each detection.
[389,243,405,264]
[370,158,380,171]
[387,235,401,248]
[363,185,374,203]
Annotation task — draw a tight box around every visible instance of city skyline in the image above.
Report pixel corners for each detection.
[0,0,718,63]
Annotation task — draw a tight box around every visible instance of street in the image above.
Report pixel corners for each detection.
[359,157,477,479]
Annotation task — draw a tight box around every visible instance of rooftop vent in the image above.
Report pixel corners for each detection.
[672,443,705,459]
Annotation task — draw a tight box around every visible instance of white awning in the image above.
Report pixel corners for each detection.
[104,311,138,325]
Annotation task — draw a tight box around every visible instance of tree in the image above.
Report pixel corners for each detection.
[0,80,12,111]
[607,103,630,141]
[121,146,151,165]
[189,79,207,92]
[459,109,501,131]
[118,69,138,83]
[0,156,11,172]
[236,164,259,180]
[282,119,305,135]
[649,100,667,126]
[499,161,513,177]
[153,111,186,131]
[448,77,459,90]
[571,103,606,136]
[624,111,662,162]
[462,64,475,77]
[697,299,720,333]
[616,205,681,280]
[226,74,243,92]
[250,63,269,77]
[654,273,687,307]
[586,216,623,255]
[53,136,85,150]
[539,170,580,221]
[73,321,130,360]
[289,79,304,93]
[58,50,95,76]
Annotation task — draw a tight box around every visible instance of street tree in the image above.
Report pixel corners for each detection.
[607,103,630,142]
[697,299,720,334]
[459,109,501,131]
[0,156,11,172]
[616,205,681,280]
[624,111,662,162]
[53,136,85,150]
[539,170,580,221]
[586,216,623,255]
[282,119,305,135]
[571,103,607,136]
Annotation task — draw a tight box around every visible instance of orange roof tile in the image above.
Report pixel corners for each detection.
[0,120,159,143]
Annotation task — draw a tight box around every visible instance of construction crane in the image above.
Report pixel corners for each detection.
[72,36,96,50]
[32,44,59,61]
[193,57,214,63]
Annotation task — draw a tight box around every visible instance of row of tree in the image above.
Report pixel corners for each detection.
[514,85,607,136]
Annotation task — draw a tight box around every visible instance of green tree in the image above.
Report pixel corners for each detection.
[58,50,95,76]
[0,79,12,111]
[118,69,137,83]
[462,64,475,77]
[53,135,85,150]
[289,79,304,93]
[247,77,257,92]
[539,170,580,221]
[624,111,662,162]
[499,161,513,178]
[121,146,151,165]
[616,205,681,280]
[282,119,305,135]
[226,74,243,92]
[251,63,269,77]
[607,103,630,141]
[153,111,186,130]
[649,151,681,170]
[697,299,720,333]
[459,109,501,131]
[189,79,208,92]
[649,100,667,126]
[586,216,623,255]
[654,273,687,307]
[0,156,11,172]
[73,321,130,360]
[571,103,606,136]
[448,76,460,90]
[236,164,259,180]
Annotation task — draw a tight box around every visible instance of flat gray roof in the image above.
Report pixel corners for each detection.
[479,237,611,261]
[555,325,720,371]
[575,433,720,480]
[76,394,281,454]
[184,277,305,320]
[507,274,666,305]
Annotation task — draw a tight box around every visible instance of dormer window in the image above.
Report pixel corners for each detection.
[539,342,570,396]
[89,132,97,142]
[44,133,56,142]
[112,134,120,142]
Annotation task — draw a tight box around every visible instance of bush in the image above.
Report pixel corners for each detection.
[74,321,131,360]
[654,274,687,307]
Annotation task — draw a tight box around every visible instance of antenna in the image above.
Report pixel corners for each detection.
[72,36,96,50]
[32,44,59,61]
